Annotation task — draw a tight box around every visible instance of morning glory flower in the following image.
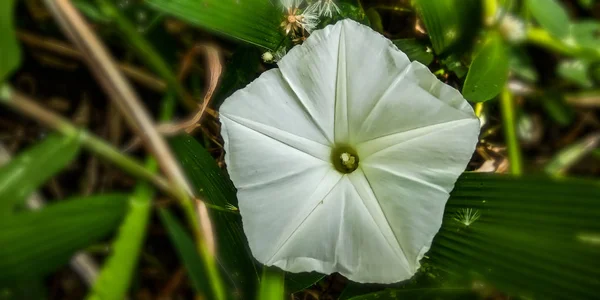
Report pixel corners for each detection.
[220,20,480,283]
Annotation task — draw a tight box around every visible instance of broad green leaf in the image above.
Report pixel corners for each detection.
[258,267,285,300]
[412,0,482,54]
[0,134,80,215]
[527,0,571,39]
[0,0,21,81]
[0,194,128,281]
[557,59,594,88]
[285,272,325,294]
[158,208,212,299]
[392,39,434,65]
[169,135,259,298]
[87,167,155,300]
[462,34,509,102]
[429,172,600,299]
[145,0,283,50]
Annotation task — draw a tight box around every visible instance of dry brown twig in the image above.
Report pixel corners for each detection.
[124,43,223,153]
[41,0,216,254]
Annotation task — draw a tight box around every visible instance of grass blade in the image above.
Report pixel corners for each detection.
[158,208,214,299]
[0,133,80,215]
[146,0,283,50]
[0,194,128,281]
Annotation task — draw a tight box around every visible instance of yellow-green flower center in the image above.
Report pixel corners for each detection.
[331,145,359,174]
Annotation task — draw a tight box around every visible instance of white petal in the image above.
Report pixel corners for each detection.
[220,69,332,148]
[334,20,413,144]
[359,118,480,270]
[354,61,477,144]
[268,175,414,283]
[277,22,344,144]
[220,115,338,262]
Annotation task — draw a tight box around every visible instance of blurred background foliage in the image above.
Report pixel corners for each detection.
[0,0,600,299]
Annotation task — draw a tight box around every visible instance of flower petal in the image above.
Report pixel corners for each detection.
[354,61,477,145]
[221,114,340,261]
[268,175,415,283]
[277,21,345,144]
[359,118,480,270]
[336,20,413,144]
[220,68,332,148]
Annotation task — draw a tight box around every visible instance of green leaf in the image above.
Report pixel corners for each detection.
[169,135,260,298]
[258,266,285,300]
[462,34,509,102]
[0,134,80,215]
[285,272,325,294]
[569,21,600,50]
[365,8,383,33]
[527,0,571,39]
[429,172,600,299]
[0,0,21,81]
[392,39,434,65]
[158,208,212,298]
[87,166,156,300]
[412,0,482,55]
[545,134,600,176]
[541,94,575,127]
[0,194,128,281]
[557,59,594,88]
[338,2,370,26]
[145,0,283,50]
[441,54,468,78]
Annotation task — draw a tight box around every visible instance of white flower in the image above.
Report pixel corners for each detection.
[308,0,341,18]
[220,20,479,283]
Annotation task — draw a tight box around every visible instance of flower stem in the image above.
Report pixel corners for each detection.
[500,87,523,175]
[526,28,600,60]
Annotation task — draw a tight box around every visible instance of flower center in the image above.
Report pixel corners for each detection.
[331,145,359,174]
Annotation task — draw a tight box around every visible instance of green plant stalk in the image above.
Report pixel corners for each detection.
[161,95,227,300]
[258,266,285,300]
[94,0,197,110]
[527,28,600,60]
[483,0,498,24]
[87,94,176,300]
[0,85,233,214]
[500,87,523,175]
